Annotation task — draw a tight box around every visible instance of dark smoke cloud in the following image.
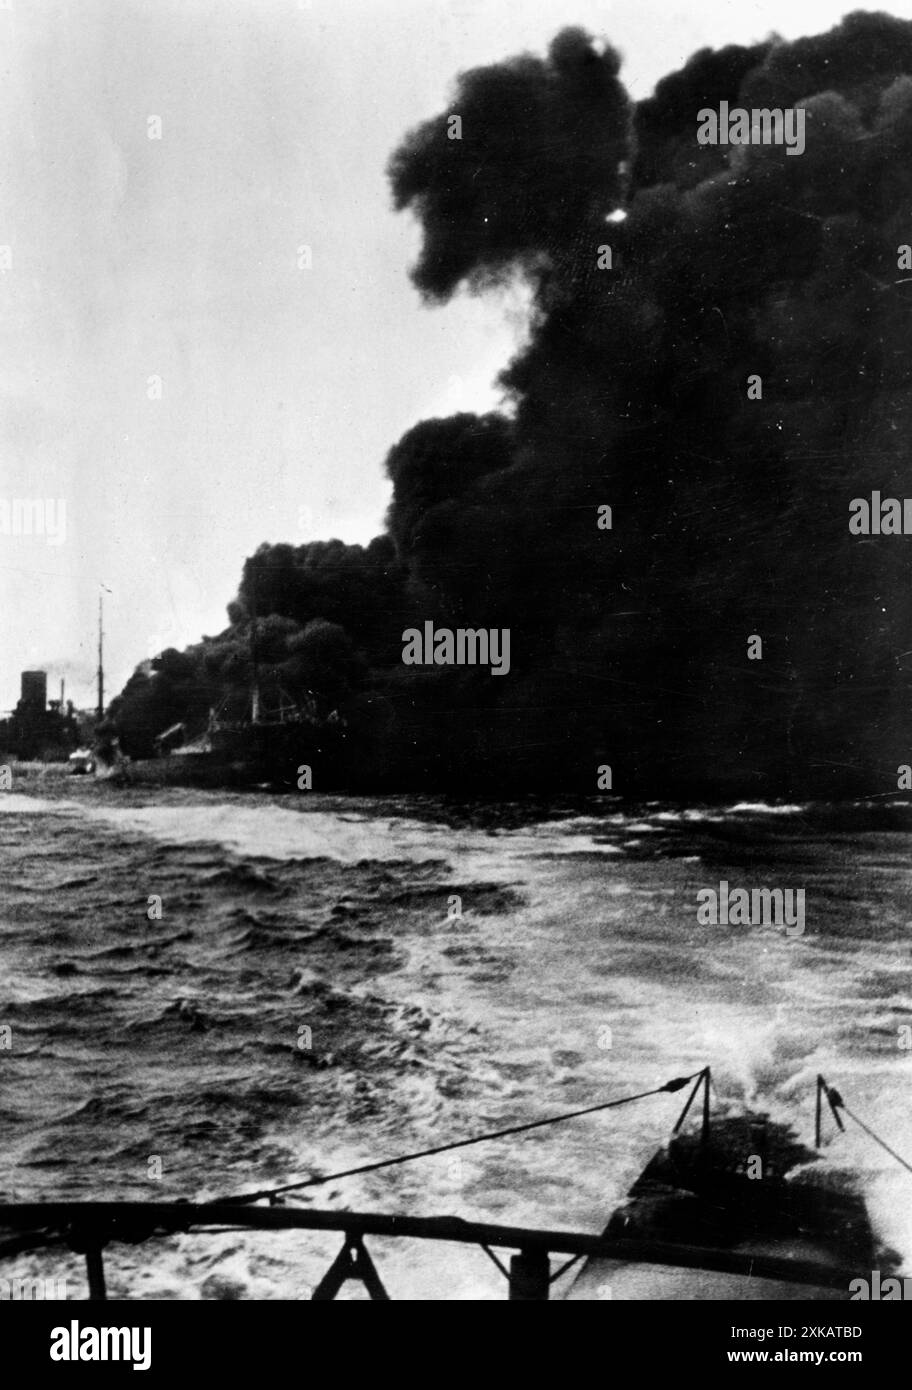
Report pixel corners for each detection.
[113,15,912,795]
[388,28,631,301]
[632,40,774,190]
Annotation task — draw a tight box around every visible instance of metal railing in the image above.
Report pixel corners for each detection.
[0,1199,859,1301]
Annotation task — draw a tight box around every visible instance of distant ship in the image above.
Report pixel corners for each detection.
[163,686,346,786]
[99,585,348,788]
[0,670,81,763]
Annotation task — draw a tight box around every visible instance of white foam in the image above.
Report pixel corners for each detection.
[81,803,450,864]
[0,795,81,815]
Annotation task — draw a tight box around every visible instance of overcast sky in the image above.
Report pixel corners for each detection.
[1,0,910,710]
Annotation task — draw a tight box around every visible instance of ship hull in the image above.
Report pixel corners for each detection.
[563,1113,892,1301]
[106,722,349,789]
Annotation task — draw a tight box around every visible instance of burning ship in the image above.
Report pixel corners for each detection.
[97,590,348,789]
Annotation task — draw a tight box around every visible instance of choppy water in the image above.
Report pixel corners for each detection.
[2,773,911,1299]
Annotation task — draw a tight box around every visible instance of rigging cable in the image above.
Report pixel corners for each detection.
[822,1079,912,1178]
[215,1070,704,1206]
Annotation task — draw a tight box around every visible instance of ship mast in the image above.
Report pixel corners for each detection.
[96,594,104,720]
[249,566,260,724]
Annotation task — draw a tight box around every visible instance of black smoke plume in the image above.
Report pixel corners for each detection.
[111,12,912,797]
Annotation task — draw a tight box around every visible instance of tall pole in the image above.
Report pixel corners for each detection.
[249,566,260,723]
[701,1066,711,1148]
[96,594,104,720]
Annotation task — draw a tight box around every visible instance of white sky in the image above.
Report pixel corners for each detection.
[1,0,909,709]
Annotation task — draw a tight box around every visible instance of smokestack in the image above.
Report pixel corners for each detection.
[60,678,65,706]
[21,670,47,710]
